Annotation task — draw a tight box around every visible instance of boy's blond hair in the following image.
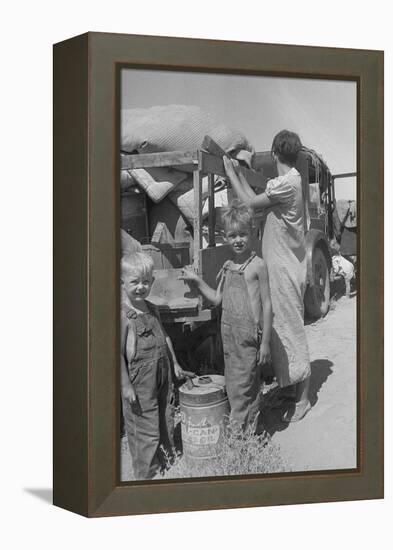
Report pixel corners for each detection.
[222,199,255,234]
[121,252,154,279]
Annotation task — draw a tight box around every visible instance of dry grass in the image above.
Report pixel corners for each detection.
[121,395,290,482]
[158,417,289,480]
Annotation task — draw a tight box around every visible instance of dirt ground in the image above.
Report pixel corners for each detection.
[121,285,357,479]
[260,291,357,471]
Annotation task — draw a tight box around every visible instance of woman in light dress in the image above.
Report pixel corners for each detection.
[223,130,311,422]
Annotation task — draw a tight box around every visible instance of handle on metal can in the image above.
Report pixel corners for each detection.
[197,376,213,385]
[196,376,226,392]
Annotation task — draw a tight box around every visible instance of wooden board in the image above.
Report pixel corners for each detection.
[148,268,199,312]
[193,167,203,272]
[120,191,149,244]
[200,150,267,190]
[200,243,233,291]
[121,150,198,170]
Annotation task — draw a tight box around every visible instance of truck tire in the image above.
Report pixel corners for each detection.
[304,246,330,319]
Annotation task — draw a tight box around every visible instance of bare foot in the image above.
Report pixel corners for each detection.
[282,400,311,422]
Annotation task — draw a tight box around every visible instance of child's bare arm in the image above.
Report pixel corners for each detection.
[120,314,137,403]
[165,333,195,380]
[257,260,273,364]
[179,268,224,306]
[154,307,195,380]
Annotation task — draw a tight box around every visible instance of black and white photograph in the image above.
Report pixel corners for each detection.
[118,69,357,482]
[4,0,388,539]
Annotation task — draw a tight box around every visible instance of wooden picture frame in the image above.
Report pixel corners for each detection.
[53,32,383,517]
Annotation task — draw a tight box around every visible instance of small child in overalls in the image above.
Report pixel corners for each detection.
[330,240,355,297]
[180,201,273,428]
[120,252,194,480]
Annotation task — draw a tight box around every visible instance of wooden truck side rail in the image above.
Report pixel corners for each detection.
[121,149,267,274]
[121,148,266,326]
[121,148,353,323]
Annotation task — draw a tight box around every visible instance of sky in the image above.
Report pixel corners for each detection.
[121,69,357,200]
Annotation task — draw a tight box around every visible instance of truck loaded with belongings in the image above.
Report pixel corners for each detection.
[120,104,356,366]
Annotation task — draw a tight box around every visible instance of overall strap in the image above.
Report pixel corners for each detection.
[216,259,232,283]
[122,302,156,322]
[221,253,259,330]
[239,251,257,272]
[144,301,167,345]
[125,308,138,321]
[121,304,144,335]
[120,301,138,323]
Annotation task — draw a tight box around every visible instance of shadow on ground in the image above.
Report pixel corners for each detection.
[304,279,357,325]
[24,488,53,504]
[258,359,333,436]
[330,278,357,301]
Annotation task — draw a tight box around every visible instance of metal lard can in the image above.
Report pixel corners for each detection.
[179,375,230,460]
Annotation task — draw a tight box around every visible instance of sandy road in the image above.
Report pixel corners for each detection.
[262,294,357,471]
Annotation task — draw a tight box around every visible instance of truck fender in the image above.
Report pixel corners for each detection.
[305,229,332,287]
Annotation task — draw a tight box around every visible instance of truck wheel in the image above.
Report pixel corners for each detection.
[304,246,330,319]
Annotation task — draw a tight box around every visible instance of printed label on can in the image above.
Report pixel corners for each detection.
[182,423,220,446]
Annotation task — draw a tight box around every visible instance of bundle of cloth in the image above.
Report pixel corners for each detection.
[120,105,255,225]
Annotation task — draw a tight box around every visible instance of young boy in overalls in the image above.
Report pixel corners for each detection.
[120,252,193,480]
[180,201,273,428]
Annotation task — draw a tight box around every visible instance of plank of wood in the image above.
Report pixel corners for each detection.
[333,172,357,179]
[201,135,227,159]
[242,167,268,191]
[207,173,215,247]
[121,150,198,170]
[200,151,267,190]
[253,151,277,178]
[193,165,203,274]
[171,163,196,172]
[199,243,233,291]
[296,152,310,234]
[199,151,225,176]
[150,222,175,244]
[161,308,214,325]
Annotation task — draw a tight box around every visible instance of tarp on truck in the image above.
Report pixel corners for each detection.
[120,105,255,223]
[121,104,254,164]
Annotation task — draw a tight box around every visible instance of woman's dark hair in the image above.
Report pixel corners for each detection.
[271,130,303,167]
